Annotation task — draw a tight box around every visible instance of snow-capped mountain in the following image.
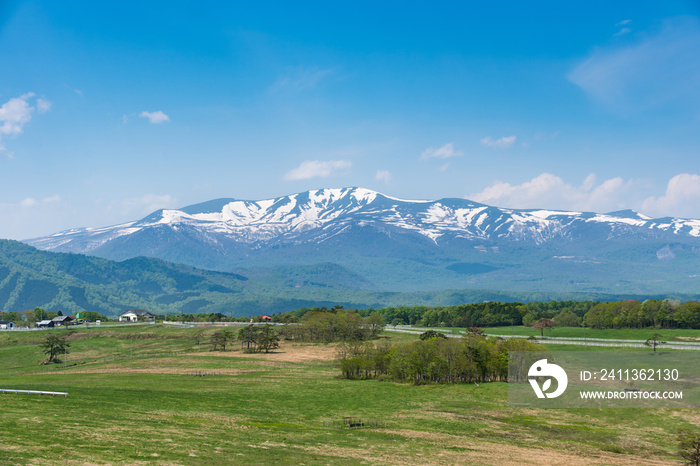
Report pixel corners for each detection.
[24,188,700,294]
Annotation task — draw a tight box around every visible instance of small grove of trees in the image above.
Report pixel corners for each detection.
[237,325,280,353]
[41,333,71,364]
[337,335,546,384]
[280,309,385,342]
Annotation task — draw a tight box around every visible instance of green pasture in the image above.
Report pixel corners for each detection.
[0,325,696,464]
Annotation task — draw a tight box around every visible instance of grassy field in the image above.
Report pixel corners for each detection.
[0,325,698,464]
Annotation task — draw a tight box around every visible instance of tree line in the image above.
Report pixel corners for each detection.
[582,299,700,329]
[272,299,700,331]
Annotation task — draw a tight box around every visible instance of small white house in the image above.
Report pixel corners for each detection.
[119,309,155,322]
[0,320,16,330]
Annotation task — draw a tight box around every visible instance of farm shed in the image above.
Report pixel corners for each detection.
[52,315,73,326]
[119,309,155,322]
[36,320,54,328]
[0,320,15,330]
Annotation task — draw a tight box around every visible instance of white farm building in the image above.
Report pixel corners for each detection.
[118,309,155,322]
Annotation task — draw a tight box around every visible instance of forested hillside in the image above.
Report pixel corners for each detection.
[0,240,247,316]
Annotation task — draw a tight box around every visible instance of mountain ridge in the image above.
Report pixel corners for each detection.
[23,187,700,295]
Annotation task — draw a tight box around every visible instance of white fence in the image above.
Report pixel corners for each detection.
[0,389,68,397]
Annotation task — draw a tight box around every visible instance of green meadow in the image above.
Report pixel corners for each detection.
[0,324,698,464]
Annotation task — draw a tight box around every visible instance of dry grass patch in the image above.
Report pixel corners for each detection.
[190,342,339,363]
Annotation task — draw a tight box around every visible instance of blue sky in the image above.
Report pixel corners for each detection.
[1,1,700,239]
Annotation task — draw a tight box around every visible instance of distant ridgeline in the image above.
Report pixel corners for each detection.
[271,299,700,330]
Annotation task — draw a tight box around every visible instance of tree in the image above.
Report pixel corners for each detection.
[553,310,581,327]
[677,428,700,465]
[522,312,538,327]
[238,325,259,351]
[533,318,554,337]
[210,329,234,351]
[256,325,280,353]
[365,313,386,338]
[420,330,447,340]
[645,333,665,353]
[33,307,48,322]
[41,333,70,364]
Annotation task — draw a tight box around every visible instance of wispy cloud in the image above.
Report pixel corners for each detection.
[284,160,352,181]
[569,17,700,114]
[375,170,392,185]
[480,135,516,149]
[420,142,463,160]
[121,193,178,215]
[0,93,51,154]
[18,194,61,208]
[614,27,632,37]
[139,110,170,124]
[614,19,632,36]
[271,67,334,93]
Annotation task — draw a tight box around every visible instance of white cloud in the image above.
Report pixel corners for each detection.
[18,195,62,208]
[19,198,38,207]
[0,93,51,154]
[0,93,39,136]
[469,173,637,213]
[642,174,700,218]
[375,170,392,185]
[614,27,632,37]
[480,135,516,149]
[421,142,463,160]
[122,194,178,215]
[284,160,352,181]
[139,110,170,124]
[271,67,333,93]
[569,17,700,114]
